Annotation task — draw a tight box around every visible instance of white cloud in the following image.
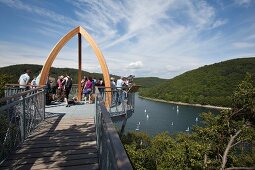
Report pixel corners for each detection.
[233,42,255,49]
[126,61,143,69]
[1,0,255,78]
[211,19,228,29]
[0,0,78,27]
[234,0,252,7]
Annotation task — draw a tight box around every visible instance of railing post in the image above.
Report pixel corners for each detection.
[20,95,26,141]
[43,88,46,120]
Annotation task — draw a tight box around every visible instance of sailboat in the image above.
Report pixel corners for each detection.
[185,126,190,132]
[135,122,141,131]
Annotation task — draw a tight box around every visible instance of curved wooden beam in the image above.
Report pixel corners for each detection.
[39,26,111,106]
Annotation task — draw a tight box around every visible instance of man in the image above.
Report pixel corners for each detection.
[116,77,123,89]
[18,69,31,90]
[110,77,117,103]
[31,76,37,88]
[116,77,124,104]
[63,75,72,107]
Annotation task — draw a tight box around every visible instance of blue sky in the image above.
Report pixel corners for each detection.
[0,0,255,78]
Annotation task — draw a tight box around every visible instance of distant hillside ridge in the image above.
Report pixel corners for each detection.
[134,77,168,88]
[0,64,165,88]
[0,64,107,84]
[139,57,255,107]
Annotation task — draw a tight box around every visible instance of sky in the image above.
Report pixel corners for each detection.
[0,0,255,79]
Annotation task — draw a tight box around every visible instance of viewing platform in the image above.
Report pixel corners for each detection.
[1,102,98,169]
[0,85,138,170]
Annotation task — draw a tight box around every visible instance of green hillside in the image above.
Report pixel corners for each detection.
[139,57,255,107]
[0,64,107,84]
[134,77,168,88]
[0,64,162,88]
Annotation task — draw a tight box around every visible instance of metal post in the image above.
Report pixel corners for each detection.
[20,96,26,141]
[78,33,82,101]
[43,89,46,120]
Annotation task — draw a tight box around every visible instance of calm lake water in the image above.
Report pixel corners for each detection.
[115,93,220,136]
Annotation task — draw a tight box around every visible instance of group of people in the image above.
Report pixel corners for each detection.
[110,76,131,104]
[18,69,37,90]
[81,76,132,104]
[18,69,133,107]
[81,76,104,101]
[18,69,73,107]
[53,75,73,107]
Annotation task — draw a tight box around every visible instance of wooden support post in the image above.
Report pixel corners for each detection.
[78,33,82,101]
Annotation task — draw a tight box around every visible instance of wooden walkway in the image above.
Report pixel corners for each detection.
[1,102,99,170]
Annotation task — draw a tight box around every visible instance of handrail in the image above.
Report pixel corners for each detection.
[0,87,46,165]
[95,89,133,170]
[2,84,45,103]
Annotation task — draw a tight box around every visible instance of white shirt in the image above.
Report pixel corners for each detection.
[116,79,123,89]
[111,80,116,88]
[18,73,30,88]
[36,74,41,86]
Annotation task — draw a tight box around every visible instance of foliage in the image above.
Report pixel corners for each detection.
[122,73,255,169]
[134,77,168,88]
[0,74,13,98]
[140,57,255,107]
[122,132,155,170]
[232,73,255,125]
[0,64,112,84]
[0,64,167,90]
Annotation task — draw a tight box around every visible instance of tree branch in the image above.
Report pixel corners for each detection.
[226,167,255,170]
[221,130,242,170]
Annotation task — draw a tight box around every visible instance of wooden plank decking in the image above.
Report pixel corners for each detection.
[0,102,98,170]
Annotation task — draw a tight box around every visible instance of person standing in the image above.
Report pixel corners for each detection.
[110,77,117,103]
[18,69,31,90]
[116,77,124,104]
[63,75,72,107]
[83,77,92,102]
[56,75,64,101]
[99,78,105,97]
[31,76,37,88]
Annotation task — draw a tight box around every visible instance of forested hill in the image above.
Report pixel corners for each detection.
[0,64,165,87]
[134,77,168,88]
[0,64,105,84]
[139,57,255,107]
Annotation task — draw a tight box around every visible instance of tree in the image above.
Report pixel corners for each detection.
[123,73,255,169]
[0,74,13,98]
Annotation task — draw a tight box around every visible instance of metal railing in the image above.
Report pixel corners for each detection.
[0,86,45,164]
[4,84,43,97]
[100,87,135,117]
[95,89,133,170]
[71,84,136,117]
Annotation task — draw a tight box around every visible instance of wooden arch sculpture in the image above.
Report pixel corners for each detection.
[39,26,111,106]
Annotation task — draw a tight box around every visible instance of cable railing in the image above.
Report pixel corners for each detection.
[70,84,137,117]
[95,88,133,170]
[0,86,45,165]
[100,86,137,117]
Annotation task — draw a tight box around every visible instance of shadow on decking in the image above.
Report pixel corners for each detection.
[0,111,99,170]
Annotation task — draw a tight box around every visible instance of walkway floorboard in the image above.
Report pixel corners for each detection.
[0,102,98,170]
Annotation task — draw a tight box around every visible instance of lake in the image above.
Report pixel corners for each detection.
[115,93,220,136]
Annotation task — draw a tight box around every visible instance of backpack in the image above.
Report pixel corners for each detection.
[65,78,72,90]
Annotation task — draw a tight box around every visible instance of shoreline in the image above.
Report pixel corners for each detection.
[139,96,231,110]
